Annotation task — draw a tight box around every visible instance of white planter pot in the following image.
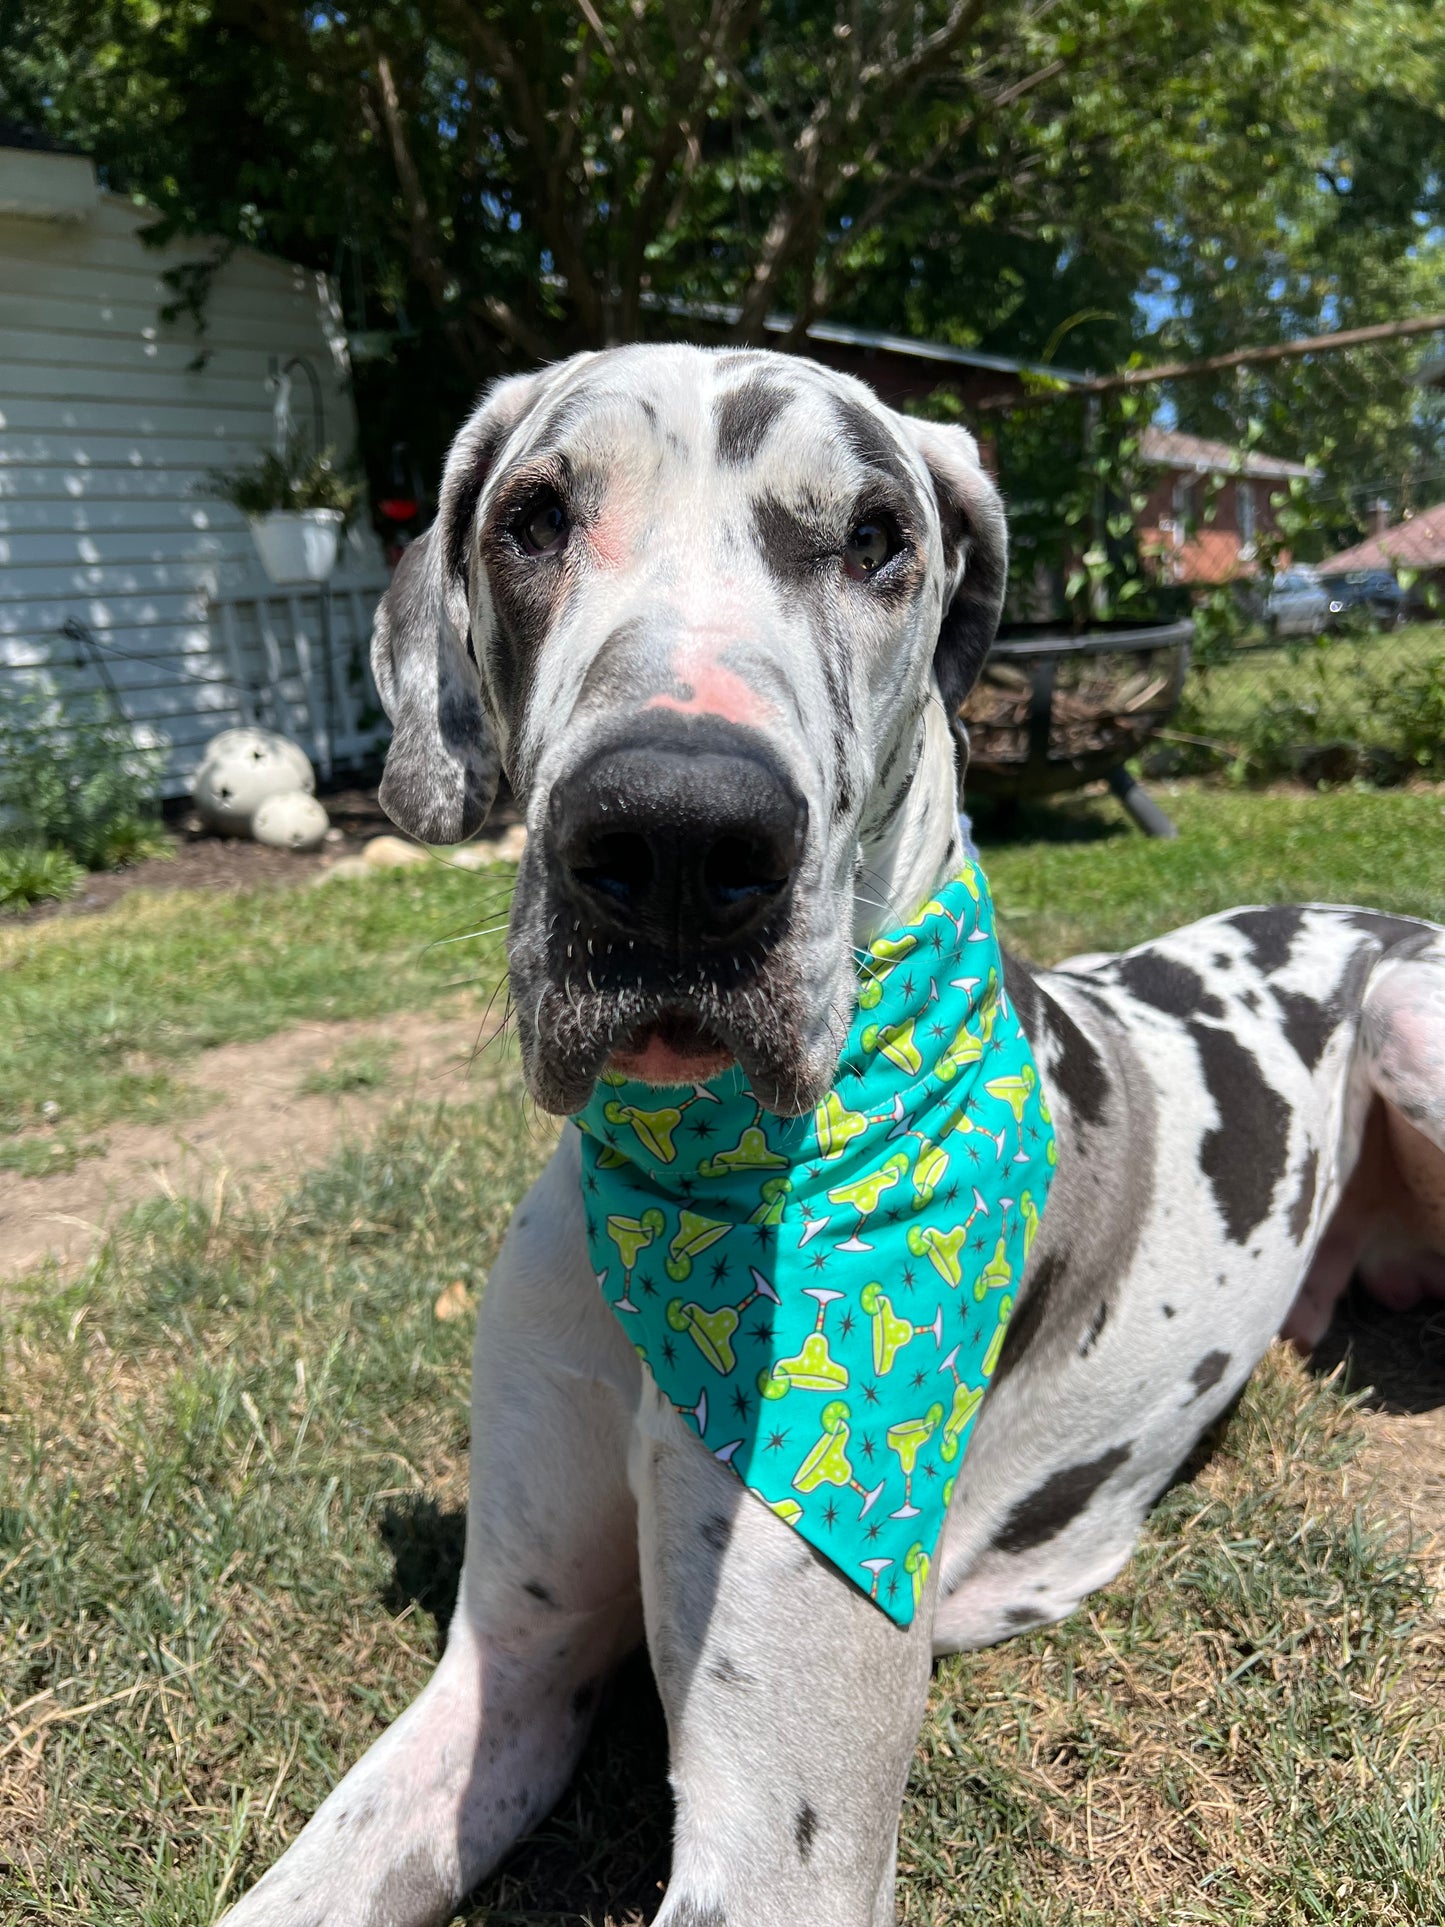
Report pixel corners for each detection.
[248,509,343,586]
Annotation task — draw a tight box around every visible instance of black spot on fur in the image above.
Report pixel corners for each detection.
[1002,950,1044,1048]
[1160,1302,1176,1318]
[1288,1147,1318,1242]
[1239,987,1260,1012]
[522,1578,559,1608]
[715,378,791,464]
[794,1800,819,1861]
[751,492,830,588]
[1272,986,1336,1069]
[443,417,509,580]
[699,1513,732,1554]
[1044,1003,1111,1128]
[993,1444,1133,1554]
[1188,1350,1231,1402]
[832,396,915,492]
[1227,907,1306,974]
[669,1903,727,1927]
[1005,1604,1045,1629]
[1078,1299,1108,1357]
[992,1246,1065,1385]
[571,1678,600,1719]
[1187,1021,1290,1244]
[1110,951,1224,1022]
[1347,909,1430,948]
[709,1654,754,1688]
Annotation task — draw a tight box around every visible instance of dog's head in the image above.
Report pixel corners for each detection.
[372,345,1006,1115]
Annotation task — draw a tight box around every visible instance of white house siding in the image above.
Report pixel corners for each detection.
[0,167,390,793]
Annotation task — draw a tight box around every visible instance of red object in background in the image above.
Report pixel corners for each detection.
[378,497,419,522]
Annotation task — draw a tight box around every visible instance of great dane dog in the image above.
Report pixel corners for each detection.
[227,345,1445,1926]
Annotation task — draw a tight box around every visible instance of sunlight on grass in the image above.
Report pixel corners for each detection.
[1,1104,1438,1926]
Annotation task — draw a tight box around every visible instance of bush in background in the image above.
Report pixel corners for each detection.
[0,690,165,907]
[1151,628,1445,786]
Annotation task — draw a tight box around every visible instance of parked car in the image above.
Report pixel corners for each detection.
[1264,566,1331,637]
[1319,568,1407,627]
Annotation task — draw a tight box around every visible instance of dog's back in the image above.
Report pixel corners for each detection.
[931,903,1445,1652]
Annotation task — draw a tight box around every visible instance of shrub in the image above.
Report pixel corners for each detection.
[0,689,165,873]
[0,841,85,910]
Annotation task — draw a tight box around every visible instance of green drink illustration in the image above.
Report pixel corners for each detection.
[793,1400,885,1517]
[937,1343,986,1462]
[667,1267,780,1375]
[886,1402,944,1519]
[604,1206,665,1313]
[758,1287,848,1400]
[984,1062,1036,1157]
[859,1282,944,1377]
[829,1150,909,1254]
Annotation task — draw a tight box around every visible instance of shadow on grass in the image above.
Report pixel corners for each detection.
[969,792,1128,848]
[1308,1279,1445,1416]
[380,1497,468,1650]
[378,1500,674,1923]
[465,1648,673,1925]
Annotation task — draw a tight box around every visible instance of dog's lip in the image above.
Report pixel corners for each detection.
[607,1009,735,1084]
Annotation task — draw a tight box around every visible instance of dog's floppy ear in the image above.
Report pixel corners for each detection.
[371,372,540,842]
[896,416,1009,778]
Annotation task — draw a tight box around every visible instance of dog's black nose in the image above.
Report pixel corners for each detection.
[549,734,807,955]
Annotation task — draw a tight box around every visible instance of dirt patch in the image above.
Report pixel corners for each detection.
[0,1000,506,1281]
[2,783,525,926]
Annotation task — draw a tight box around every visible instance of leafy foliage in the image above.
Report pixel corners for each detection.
[204,436,365,524]
[2,1,1441,491]
[0,842,84,912]
[0,690,163,886]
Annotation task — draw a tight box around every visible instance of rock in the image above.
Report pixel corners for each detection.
[193,728,315,835]
[449,823,529,868]
[362,834,428,869]
[312,855,373,885]
[434,1279,473,1322]
[252,791,331,853]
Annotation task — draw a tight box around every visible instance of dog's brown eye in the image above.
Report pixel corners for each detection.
[844,517,897,580]
[517,491,568,556]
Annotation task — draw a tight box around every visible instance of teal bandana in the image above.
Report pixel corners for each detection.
[575,862,1056,1627]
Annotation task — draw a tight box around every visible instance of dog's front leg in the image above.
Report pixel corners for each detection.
[636,1390,934,1927]
[225,1141,644,1927]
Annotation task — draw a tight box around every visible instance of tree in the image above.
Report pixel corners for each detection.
[3,0,1440,497]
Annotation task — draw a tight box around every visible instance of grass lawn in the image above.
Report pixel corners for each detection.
[2,780,1443,1924]
[0,858,513,1165]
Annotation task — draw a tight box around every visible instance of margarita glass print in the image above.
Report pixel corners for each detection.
[885,1401,944,1519]
[792,1400,885,1517]
[937,1344,986,1461]
[859,1282,944,1376]
[600,1083,718,1163]
[827,1151,910,1253]
[860,1556,894,1602]
[905,1185,990,1288]
[984,1062,1037,1159]
[667,1266,781,1374]
[603,1206,665,1313]
[758,1287,849,1400]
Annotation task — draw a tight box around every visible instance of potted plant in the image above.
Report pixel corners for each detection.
[206,437,365,586]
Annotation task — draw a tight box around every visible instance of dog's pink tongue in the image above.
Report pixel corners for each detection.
[609,1024,733,1086]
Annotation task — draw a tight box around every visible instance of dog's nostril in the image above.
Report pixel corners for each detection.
[574,831,654,908]
[703,834,789,908]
